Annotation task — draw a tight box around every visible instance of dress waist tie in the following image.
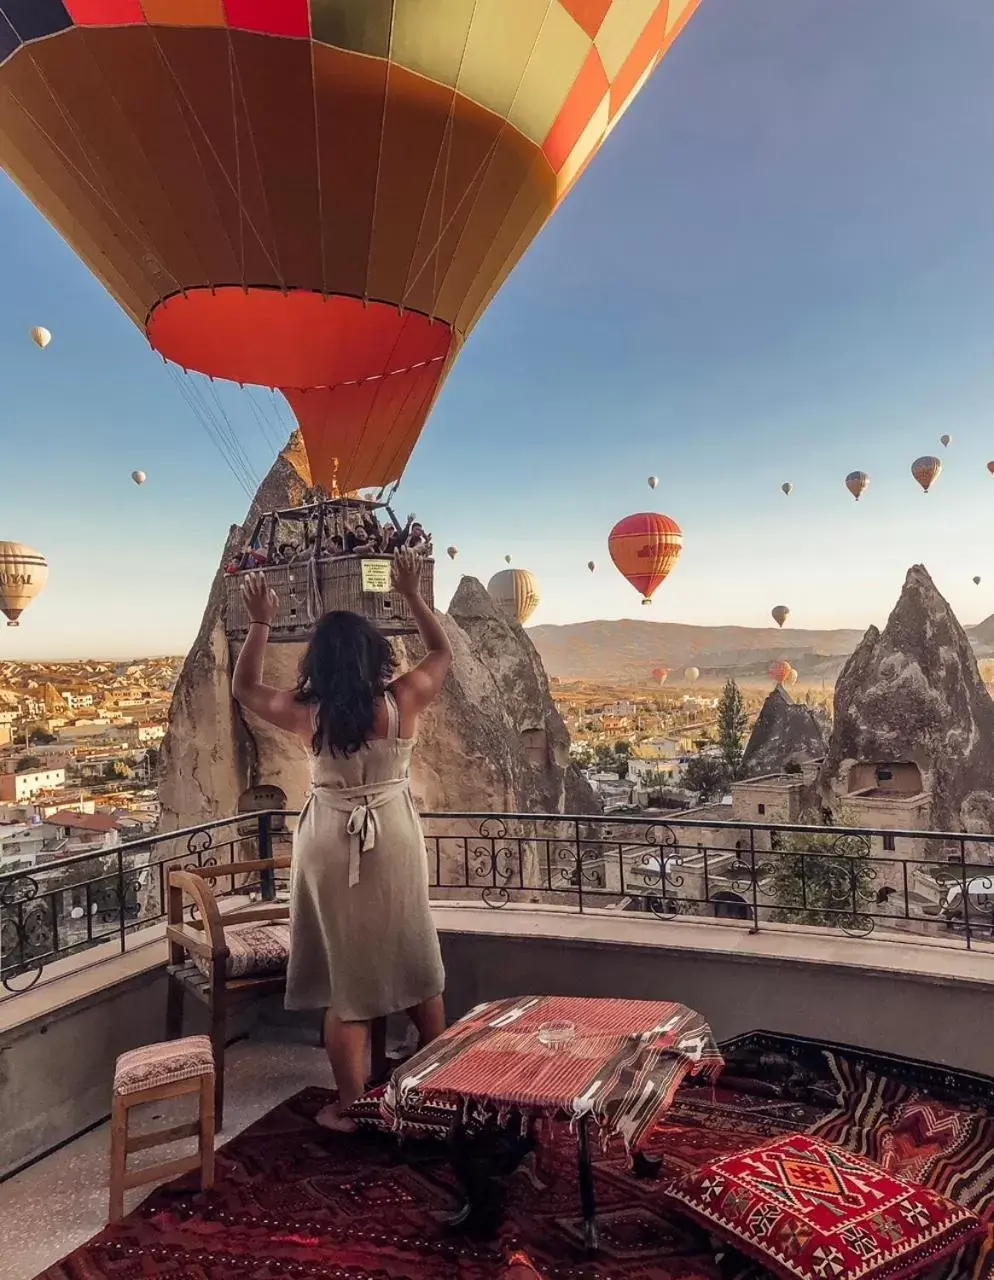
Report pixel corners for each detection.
[300,778,410,887]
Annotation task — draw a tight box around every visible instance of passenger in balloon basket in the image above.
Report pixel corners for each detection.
[232,548,450,1132]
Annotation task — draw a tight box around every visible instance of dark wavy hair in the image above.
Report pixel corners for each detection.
[295,611,397,757]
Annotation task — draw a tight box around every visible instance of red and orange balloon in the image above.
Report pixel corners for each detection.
[608,513,683,606]
[652,666,669,685]
[769,660,792,685]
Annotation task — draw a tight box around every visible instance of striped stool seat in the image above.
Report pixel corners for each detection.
[114,1035,214,1097]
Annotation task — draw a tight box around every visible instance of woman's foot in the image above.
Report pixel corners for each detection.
[314,1102,358,1134]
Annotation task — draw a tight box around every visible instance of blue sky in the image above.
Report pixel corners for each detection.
[1,0,993,658]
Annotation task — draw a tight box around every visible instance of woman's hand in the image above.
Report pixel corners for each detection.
[392,546,421,599]
[241,571,279,625]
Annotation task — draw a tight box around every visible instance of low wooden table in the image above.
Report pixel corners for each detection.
[385,995,724,1250]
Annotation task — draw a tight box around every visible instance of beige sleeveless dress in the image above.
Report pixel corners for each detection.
[285,689,444,1021]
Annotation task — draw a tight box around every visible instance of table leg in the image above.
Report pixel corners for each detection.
[577,1114,599,1254]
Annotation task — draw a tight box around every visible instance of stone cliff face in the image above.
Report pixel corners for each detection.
[159,439,594,831]
[817,564,994,833]
[741,686,830,778]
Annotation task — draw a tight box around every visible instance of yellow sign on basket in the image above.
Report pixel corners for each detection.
[360,559,392,594]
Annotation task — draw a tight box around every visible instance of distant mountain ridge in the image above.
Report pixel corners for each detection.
[529,615,994,683]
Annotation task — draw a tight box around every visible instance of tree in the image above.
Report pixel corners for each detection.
[15,755,43,773]
[614,740,631,756]
[717,678,749,779]
[28,729,55,746]
[104,759,133,780]
[763,809,874,929]
[683,755,730,804]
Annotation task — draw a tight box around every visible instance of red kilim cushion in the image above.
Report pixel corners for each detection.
[665,1133,984,1280]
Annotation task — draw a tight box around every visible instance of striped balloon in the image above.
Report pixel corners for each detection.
[608,512,683,605]
[845,471,869,501]
[487,569,540,626]
[911,456,942,493]
[769,660,792,686]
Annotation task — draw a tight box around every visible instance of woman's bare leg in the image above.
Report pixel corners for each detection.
[315,1012,368,1132]
[407,994,446,1047]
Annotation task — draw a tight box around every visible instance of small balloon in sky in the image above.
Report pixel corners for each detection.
[30,326,51,349]
[131,470,146,486]
[772,605,789,628]
[446,545,458,560]
[974,576,981,586]
[911,455,942,493]
[846,471,869,501]
[647,476,659,490]
[781,482,792,496]
[587,560,596,573]
[940,434,952,448]
[504,554,512,564]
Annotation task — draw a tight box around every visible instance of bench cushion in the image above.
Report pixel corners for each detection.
[192,920,291,980]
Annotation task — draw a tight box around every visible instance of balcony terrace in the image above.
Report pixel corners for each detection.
[3,810,994,1279]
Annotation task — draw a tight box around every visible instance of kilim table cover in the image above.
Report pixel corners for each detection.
[385,995,724,1155]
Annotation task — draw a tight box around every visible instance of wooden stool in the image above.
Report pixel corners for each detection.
[109,1034,215,1223]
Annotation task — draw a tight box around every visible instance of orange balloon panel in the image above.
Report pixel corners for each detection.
[0,1,703,489]
[608,513,683,601]
[769,661,792,684]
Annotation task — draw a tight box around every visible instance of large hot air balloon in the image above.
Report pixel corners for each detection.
[781,482,792,496]
[488,569,540,626]
[30,326,51,349]
[131,470,146,486]
[769,660,792,686]
[772,605,789,629]
[940,434,952,448]
[648,476,659,490]
[608,513,683,606]
[446,546,458,561]
[846,471,869,501]
[912,456,942,493]
[684,666,700,682]
[652,666,669,686]
[0,3,703,495]
[0,543,48,626]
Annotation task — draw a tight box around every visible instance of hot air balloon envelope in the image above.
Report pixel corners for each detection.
[684,666,700,682]
[988,462,994,476]
[587,561,596,573]
[912,456,942,493]
[0,542,48,626]
[772,605,789,628]
[652,667,669,685]
[769,660,792,685]
[974,576,981,586]
[781,482,792,496]
[30,326,51,349]
[446,546,458,561]
[608,513,683,604]
[940,434,952,447]
[648,476,659,490]
[0,2,702,494]
[487,569,540,626]
[131,470,146,486]
[846,471,869,501]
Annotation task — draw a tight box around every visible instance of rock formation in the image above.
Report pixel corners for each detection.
[741,686,830,778]
[158,436,595,834]
[817,564,994,833]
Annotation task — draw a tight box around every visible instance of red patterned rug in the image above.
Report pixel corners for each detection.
[39,1085,792,1280]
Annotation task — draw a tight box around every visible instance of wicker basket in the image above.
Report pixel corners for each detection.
[225,556,434,642]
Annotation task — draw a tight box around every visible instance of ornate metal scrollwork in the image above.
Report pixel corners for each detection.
[470,842,515,908]
[186,828,214,857]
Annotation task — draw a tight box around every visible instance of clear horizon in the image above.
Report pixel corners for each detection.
[1,0,993,660]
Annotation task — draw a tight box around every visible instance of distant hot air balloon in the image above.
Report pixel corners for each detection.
[684,666,700,682]
[784,666,799,688]
[974,576,981,586]
[781,482,793,496]
[504,555,512,565]
[846,471,869,501]
[772,605,790,629]
[30,326,51,349]
[608,513,683,606]
[769,660,792,686]
[487,569,540,626]
[0,3,702,497]
[446,546,458,561]
[652,667,669,686]
[131,470,146,486]
[0,542,48,626]
[587,561,596,573]
[940,434,952,448]
[912,456,942,493]
[648,476,659,490]
[988,462,994,476]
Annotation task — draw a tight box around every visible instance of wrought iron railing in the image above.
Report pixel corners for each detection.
[3,809,993,995]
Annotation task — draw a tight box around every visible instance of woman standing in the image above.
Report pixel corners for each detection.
[232,549,449,1130]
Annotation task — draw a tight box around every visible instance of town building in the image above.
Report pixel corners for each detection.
[0,766,67,802]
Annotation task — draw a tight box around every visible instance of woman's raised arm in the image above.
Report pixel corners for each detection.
[231,573,311,735]
[390,548,452,713]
